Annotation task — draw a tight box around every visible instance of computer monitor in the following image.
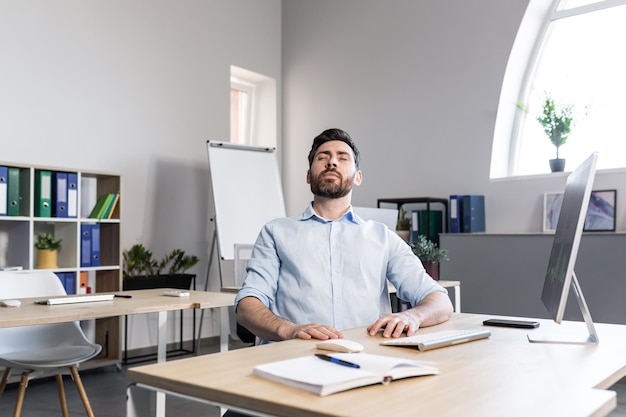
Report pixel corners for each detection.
[529,152,599,345]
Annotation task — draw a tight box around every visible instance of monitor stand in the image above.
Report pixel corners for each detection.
[528,272,599,345]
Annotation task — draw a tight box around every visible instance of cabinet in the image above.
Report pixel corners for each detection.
[0,162,122,369]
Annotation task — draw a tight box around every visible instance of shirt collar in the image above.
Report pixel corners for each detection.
[300,203,360,225]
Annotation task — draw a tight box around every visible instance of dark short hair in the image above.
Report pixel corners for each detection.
[307,128,361,169]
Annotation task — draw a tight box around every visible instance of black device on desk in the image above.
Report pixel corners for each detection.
[483,319,540,329]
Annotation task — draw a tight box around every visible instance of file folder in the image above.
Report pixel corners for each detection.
[7,167,20,216]
[35,170,52,217]
[104,193,120,219]
[67,172,78,218]
[0,166,7,216]
[462,195,486,233]
[449,195,464,233]
[80,223,92,267]
[91,223,101,267]
[53,172,68,217]
[89,194,110,219]
[79,271,88,294]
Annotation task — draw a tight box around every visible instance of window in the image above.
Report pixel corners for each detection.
[492,0,626,178]
[230,66,277,148]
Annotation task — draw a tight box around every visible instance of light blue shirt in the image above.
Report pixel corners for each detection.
[235,204,447,332]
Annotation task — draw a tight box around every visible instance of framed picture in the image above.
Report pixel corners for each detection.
[543,189,617,233]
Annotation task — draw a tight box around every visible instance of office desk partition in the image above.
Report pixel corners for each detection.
[127,313,626,417]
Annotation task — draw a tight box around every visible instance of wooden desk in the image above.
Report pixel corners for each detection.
[127,313,626,417]
[388,280,461,312]
[0,289,235,364]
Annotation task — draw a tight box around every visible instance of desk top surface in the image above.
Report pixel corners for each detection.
[127,313,626,417]
[0,289,235,328]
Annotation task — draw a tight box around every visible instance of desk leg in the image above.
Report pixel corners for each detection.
[219,306,229,352]
[156,311,167,417]
[454,285,461,313]
[126,383,151,417]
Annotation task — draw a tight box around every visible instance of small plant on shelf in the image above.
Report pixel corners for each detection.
[35,233,62,252]
[35,233,62,269]
[410,235,449,263]
[396,208,410,231]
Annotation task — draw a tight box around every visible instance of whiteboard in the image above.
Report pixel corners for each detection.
[207,141,286,260]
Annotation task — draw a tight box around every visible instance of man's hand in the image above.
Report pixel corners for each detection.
[286,323,344,340]
[366,311,420,338]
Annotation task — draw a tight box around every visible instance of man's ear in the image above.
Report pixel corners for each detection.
[353,170,363,186]
[306,169,311,184]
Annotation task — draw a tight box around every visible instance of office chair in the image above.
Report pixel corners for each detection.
[0,270,101,417]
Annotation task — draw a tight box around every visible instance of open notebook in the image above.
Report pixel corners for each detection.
[253,353,438,396]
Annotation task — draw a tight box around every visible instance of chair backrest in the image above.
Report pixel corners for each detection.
[0,270,67,298]
[0,271,99,360]
[352,206,399,230]
[233,243,254,287]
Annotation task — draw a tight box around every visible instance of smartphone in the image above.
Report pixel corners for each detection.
[482,318,540,329]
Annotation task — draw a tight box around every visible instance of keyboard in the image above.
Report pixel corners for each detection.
[34,294,115,305]
[380,328,491,351]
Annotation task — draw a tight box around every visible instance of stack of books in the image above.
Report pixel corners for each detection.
[448,194,486,233]
[88,193,120,219]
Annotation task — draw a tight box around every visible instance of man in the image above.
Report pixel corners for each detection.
[235,128,452,343]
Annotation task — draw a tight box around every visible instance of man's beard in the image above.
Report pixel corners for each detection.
[310,169,354,198]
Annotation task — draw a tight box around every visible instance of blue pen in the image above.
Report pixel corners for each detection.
[314,354,360,369]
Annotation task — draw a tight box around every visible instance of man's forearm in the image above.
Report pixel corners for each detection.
[236,296,293,341]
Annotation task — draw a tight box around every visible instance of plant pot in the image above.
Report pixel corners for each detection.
[423,261,439,281]
[36,249,58,269]
[396,230,410,243]
[123,273,195,290]
[549,158,566,172]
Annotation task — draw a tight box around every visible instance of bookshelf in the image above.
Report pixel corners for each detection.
[0,161,122,369]
[377,197,448,243]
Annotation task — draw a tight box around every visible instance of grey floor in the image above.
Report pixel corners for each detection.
[2,339,626,417]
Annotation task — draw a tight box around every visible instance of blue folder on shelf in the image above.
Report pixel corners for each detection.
[449,195,464,233]
[53,172,68,218]
[0,166,7,216]
[67,172,78,218]
[462,195,486,233]
[91,223,101,267]
[81,223,92,267]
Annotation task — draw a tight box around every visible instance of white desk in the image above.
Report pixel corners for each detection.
[127,313,626,417]
[388,279,461,312]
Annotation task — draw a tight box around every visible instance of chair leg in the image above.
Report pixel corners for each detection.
[0,367,10,397]
[69,366,95,417]
[56,374,69,417]
[13,372,29,417]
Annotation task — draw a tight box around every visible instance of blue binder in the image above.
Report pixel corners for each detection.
[449,195,464,233]
[81,223,92,267]
[91,223,101,267]
[462,195,486,233]
[0,166,7,216]
[67,172,78,218]
[53,172,68,217]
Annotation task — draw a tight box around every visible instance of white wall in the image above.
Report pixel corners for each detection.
[0,0,281,347]
[282,0,626,233]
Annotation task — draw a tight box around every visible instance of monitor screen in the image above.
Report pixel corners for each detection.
[540,152,598,323]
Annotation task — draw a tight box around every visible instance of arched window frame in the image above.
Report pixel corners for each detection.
[491,0,626,179]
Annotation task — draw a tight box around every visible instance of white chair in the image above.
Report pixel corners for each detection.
[0,270,101,417]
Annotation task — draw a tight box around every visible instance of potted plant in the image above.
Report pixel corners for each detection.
[411,235,449,281]
[35,233,62,269]
[396,208,411,243]
[122,243,199,290]
[518,93,580,172]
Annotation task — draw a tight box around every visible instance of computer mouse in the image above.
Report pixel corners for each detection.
[0,299,21,308]
[316,339,364,353]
